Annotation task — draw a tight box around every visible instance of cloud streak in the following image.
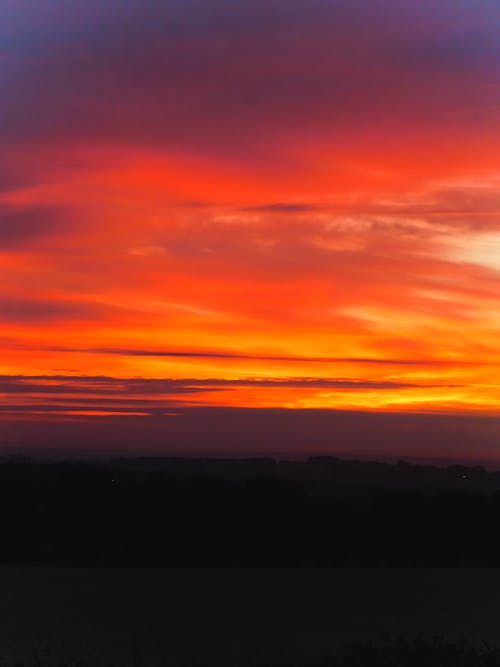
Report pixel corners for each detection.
[44,348,456,366]
[0,374,463,419]
[0,374,444,392]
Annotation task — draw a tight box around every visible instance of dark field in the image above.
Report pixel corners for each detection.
[2,567,500,665]
[3,458,500,665]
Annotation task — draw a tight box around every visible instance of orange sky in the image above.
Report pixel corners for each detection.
[1,0,500,430]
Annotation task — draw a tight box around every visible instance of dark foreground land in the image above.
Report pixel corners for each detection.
[4,457,500,665]
[2,455,500,566]
[3,567,500,665]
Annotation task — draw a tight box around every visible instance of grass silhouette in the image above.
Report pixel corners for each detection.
[5,638,500,667]
[333,637,500,666]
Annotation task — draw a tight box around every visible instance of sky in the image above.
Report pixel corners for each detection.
[1,0,500,459]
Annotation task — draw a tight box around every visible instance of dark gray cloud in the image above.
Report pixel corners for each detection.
[0,298,106,323]
[242,204,320,214]
[0,404,158,415]
[0,207,65,247]
[0,377,215,395]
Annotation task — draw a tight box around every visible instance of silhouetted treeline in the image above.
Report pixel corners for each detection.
[2,457,500,566]
[108,455,500,499]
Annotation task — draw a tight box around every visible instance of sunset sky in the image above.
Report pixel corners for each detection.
[2,0,500,458]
